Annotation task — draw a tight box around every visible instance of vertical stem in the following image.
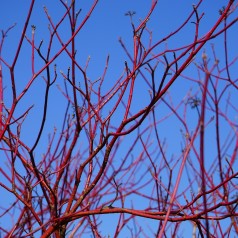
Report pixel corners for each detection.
[71,2,80,131]
[200,68,210,237]
[0,63,2,131]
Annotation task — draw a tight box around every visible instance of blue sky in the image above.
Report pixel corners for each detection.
[0,1,238,237]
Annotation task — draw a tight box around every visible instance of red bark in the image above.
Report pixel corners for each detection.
[0,1,238,237]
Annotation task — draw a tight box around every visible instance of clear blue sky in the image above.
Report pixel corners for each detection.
[0,1,237,237]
